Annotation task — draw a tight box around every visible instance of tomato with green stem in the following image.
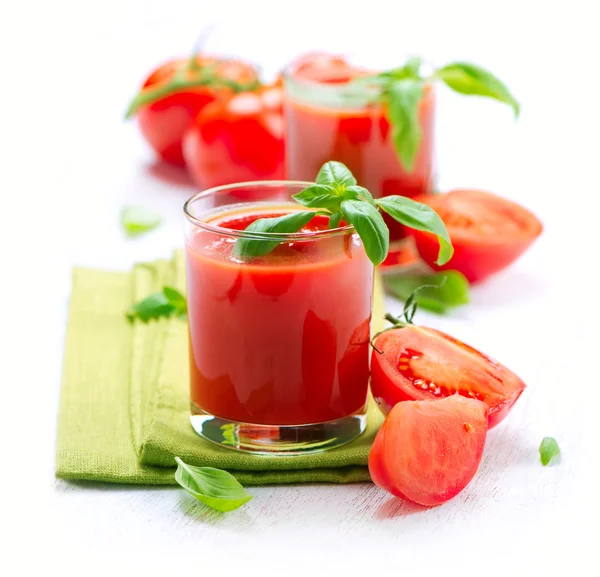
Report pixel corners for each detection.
[370,314,526,428]
[369,395,488,506]
[408,189,543,283]
[182,85,285,189]
[126,56,260,166]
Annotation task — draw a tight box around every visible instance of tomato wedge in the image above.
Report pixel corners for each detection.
[127,56,260,166]
[409,189,543,283]
[369,396,487,506]
[182,85,285,189]
[370,325,525,428]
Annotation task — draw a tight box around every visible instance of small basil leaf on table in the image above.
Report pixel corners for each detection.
[292,184,340,211]
[384,78,424,172]
[316,161,357,187]
[340,199,389,266]
[385,271,469,314]
[539,437,560,466]
[126,286,187,322]
[376,195,453,265]
[174,457,253,512]
[435,62,520,117]
[233,211,316,258]
[120,205,162,237]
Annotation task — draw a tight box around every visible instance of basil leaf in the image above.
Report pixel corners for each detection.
[292,184,340,211]
[120,205,161,237]
[385,79,424,172]
[436,62,520,118]
[174,457,253,512]
[316,161,357,187]
[329,212,343,228]
[126,286,187,322]
[233,211,316,258]
[382,57,423,81]
[539,437,560,466]
[376,195,453,265]
[384,271,469,314]
[340,199,389,266]
[344,185,376,207]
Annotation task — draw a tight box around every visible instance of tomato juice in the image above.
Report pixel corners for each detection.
[184,197,373,428]
[284,57,435,238]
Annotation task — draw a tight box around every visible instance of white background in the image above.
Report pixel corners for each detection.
[1,0,599,575]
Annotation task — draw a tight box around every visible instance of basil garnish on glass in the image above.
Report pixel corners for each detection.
[234,161,453,267]
[355,58,519,171]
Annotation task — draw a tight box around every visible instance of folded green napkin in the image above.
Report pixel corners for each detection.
[56,251,386,485]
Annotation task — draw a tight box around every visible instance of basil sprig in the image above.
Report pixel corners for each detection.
[174,457,253,512]
[539,437,560,466]
[233,161,452,267]
[364,57,519,171]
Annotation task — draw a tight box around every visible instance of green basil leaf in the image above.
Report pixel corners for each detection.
[316,161,357,187]
[376,195,453,265]
[344,185,376,207]
[126,292,176,322]
[329,212,343,228]
[232,211,316,258]
[340,199,389,266]
[382,57,423,81]
[120,206,161,237]
[174,457,253,512]
[539,437,560,466]
[385,79,424,172]
[384,271,469,314]
[292,184,340,211]
[435,62,520,117]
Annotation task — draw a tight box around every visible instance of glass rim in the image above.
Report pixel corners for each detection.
[183,180,355,241]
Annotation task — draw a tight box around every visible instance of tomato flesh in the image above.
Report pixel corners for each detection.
[409,189,543,283]
[183,86,285,189]
[369,395,487,506]
[135,57,260,166]
[371,325,525,428]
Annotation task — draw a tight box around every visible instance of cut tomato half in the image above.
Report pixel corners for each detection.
[369,395,488,506]
[409,189,543,283]
[371,325,525,428]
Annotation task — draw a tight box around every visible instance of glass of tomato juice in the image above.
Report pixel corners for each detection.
[284,57,435,239]
[183,181,373,454]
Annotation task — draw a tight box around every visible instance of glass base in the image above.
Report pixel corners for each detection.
[190,404,368,455]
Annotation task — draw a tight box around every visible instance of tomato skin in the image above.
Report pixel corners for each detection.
[368,396,488,506]
[409,189,543,283]
[132,58,260,167]
[183,86,285,189]
[371,325,525,428]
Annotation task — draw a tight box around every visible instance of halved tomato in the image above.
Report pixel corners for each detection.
[369,395,487,506]
[370,325,525,428]
[409,189,543,283]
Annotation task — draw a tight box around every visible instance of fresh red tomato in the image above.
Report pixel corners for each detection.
[126,56,260,166]
[291,52,364,84]
[182,85,285,189]
[369,395,487,506]
[409,189,543,283]
[371,325,525,428]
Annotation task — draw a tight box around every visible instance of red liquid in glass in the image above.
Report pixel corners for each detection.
[185,209,373,426]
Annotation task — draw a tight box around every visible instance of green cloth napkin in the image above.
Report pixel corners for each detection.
[56,251,386,485]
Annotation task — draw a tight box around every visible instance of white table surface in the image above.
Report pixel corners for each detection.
[2,0,599,575]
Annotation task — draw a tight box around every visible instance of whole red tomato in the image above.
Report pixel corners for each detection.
[182,85,285,188]
[409,189,543,283]
[126,56,260,166]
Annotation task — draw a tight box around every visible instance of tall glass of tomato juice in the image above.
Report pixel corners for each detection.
[183,181,373,454]
[284,61,435,239]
